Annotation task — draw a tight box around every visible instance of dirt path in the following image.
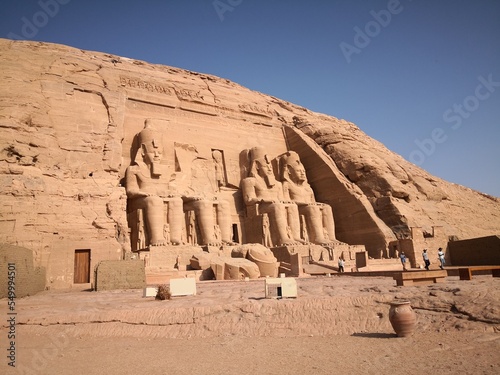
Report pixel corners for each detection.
[2,275,499,374]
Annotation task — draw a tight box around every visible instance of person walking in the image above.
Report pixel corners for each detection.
[400,251,407,271]
[438,247,446,269]
[422,249,430,270]
[338,257,345,273]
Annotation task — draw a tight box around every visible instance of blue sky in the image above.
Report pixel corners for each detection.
[1,0,499,197]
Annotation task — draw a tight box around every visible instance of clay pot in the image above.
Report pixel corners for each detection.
[389,300,417,337]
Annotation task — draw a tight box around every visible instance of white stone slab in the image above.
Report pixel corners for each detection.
[170,277,197,296]
[265,277,297,298]
[143,286,158,297]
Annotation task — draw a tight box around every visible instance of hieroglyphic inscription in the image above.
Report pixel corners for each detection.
[174,88,205,102]
[238,104,275,119]
[120,76,174,95]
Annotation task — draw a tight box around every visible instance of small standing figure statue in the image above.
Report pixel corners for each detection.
[163,223,171,245]
[187,211,197,246]
[214,224,221,242]
[300,215,309,243]
[137,209,146,250]
[438,247,446,269]
[212,149,226,191]
[262,213,272,248]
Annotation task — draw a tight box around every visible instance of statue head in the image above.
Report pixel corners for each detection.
[280,151,307,184]
[135,119,163,176]
[248,146,276,187]
[212,149,223,163]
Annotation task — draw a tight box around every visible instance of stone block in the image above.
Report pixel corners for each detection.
[265,277,298,298]
[143,286,158,297]
[0,244,46,298]
[170,277,197,296]
[94,260,146,291]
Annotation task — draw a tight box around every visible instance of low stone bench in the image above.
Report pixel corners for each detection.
[458,266,500,280]
[393,270,448,286]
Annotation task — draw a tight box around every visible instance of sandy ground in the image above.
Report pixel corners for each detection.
[2,274,499,375]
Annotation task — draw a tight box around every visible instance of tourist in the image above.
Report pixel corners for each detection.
[422,249,430,270]
[338,258,345,273]
[400,251,407,271]
[438,247,446,269]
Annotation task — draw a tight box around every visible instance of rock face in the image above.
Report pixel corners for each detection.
[0,39,499,288]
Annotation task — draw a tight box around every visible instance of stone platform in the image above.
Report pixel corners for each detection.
[133,242,368,283]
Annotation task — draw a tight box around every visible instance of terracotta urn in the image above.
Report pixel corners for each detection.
[389,300,417,337]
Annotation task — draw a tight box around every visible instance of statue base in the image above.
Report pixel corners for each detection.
[137,244,205,271]
[136,243,241,284]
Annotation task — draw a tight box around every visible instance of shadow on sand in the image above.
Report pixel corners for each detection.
[351,332,397,339]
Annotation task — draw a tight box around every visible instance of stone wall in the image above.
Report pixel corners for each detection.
[448,235,500,266]
[94,260,146,291]
[408,227,449,268]
[0,244,46,298]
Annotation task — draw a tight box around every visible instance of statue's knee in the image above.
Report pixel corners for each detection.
[310,206,323,218]
[169,197,183,209]
[143,195,162,206]
[323,205,333,215]
[189,200,213,215]
[218,200,229,211]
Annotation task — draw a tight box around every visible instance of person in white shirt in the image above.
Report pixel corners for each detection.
[338,258,345,273]
[438,248,446,269]
[422,249,430,270]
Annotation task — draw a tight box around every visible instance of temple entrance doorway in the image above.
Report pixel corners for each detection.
[74,249,91,283]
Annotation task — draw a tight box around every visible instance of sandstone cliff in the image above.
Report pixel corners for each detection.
[0,39,498,287]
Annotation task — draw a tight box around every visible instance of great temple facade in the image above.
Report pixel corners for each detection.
[1,40,499,290]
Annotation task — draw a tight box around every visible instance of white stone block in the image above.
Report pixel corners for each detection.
[265,277,297,298]
[170,277,197,296]
[143,286,158,297]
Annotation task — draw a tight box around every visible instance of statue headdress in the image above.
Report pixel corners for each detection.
[133,119,162,164]
[248,146,270,177]
[279,151,300,182]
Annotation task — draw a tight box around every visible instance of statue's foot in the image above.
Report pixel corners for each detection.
[294,238,308,245]
[150,240,166,246]
[313,239,340,246]
[206,241,222,247]
[316,241,332,246]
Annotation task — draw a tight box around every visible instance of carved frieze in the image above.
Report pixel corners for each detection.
[238,104,275,119]
[119,76,175,96]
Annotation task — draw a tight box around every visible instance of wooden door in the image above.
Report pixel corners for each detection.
[74,249,91,283]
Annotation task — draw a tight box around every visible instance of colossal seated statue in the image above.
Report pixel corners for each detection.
[241,146,303,247]
[279,151,336,244]
[125,121,183,247]
[182,195,232,246]
[125,120,232,249]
